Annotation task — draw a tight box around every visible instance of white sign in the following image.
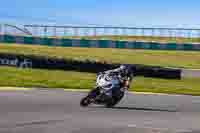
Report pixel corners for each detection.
[0,58,32,68]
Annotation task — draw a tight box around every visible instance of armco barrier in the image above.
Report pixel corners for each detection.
[0,35,200,51]
[0,52,181,79]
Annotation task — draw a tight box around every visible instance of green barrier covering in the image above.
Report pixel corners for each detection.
[126,42,135,49]
[80,39,91,47]
[32,37,42,45]
[134,42,145,49]
[115,41,126,48]
[89,40,99,48]
[183,44,194,50]
[61,39,72,47]
[0,35,199,51]
[41,38,54,46]
[141,43,150,49]
[166,43,177,50]
[14,36,24,44]
[149,42,161,50]
[193,44,200,51]
[4,35,16,43]
[98,40,109,48]
[23,36,34,44]
[0,35,3,42]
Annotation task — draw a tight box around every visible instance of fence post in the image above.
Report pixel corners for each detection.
[93,28,97,36]
[0,24,3,42]
[198,30,200,42]
[64,28,67,36]
[0,24,2,35]
[44,27,47,37]
[73,28,79,36]
[53,27,57,37]
[4,24,8,35]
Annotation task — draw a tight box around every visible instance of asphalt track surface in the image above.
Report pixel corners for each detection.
[182,69,200,78]
[0,90,200,133]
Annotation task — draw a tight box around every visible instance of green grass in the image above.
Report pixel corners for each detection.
[0,66,200,96]
[0,66,94,89]
[0,43,200,69]
[62,35,200,43]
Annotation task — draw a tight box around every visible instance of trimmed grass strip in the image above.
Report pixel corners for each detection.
[0,66,200,96]
[0,43,200,69]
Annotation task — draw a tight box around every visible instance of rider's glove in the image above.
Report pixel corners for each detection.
[127,84,130,89]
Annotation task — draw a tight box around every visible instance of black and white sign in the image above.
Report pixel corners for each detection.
[0,58,32,68]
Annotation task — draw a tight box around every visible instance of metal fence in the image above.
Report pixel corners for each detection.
[1,24,200,42]
[23,24,200,38]
[0,24,32,36]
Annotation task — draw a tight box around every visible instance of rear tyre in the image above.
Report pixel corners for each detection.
[105,91,124,108]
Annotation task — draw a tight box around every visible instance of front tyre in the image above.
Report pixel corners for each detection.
[80,88,100,107]
[80,96,92,107]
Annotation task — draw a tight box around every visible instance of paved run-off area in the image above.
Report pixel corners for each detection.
[0,89,200,133]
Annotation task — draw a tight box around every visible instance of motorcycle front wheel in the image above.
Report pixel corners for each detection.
[80,96,92,107]
[80,88,100,107]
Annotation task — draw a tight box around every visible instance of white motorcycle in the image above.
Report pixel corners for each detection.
[80,72,125,108]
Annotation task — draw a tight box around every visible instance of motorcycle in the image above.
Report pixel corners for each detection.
[80,72,125,108]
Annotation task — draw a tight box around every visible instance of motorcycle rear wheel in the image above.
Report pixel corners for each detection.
[105,92,124,108]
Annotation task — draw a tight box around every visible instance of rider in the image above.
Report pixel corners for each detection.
[89,64,135,99]
[99,64,135,91]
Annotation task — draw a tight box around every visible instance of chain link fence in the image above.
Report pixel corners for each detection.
[1,23,200,43]
[23,25,200,37]
[0,24,32,36]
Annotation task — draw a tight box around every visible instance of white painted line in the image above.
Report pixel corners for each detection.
[0,87,33,91]
[64,89,89,92]
[64,89,184,96]
[127,124,137,128]
[0,87,191,97]
[130,91,171,96]
[127,124,192,133]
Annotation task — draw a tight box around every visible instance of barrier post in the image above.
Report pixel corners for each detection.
[0,24,2,35]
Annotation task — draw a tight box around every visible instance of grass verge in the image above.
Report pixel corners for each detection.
[0,66,200,96]
[0,43,200,69]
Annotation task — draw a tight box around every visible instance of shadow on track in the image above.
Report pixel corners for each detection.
[89,106,178,112]
[112,106,178,112]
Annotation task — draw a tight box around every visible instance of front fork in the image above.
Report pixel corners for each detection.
[88,87,101,99]
[90,87,113,104]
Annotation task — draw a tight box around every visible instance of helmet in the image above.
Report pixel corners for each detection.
[119,64,134,75]
[119,65,127,71]
[119,65,129,75]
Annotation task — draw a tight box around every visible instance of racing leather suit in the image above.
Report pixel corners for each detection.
[101,67,134,90]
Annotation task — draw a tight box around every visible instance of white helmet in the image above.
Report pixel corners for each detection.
[119,65,126,70]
